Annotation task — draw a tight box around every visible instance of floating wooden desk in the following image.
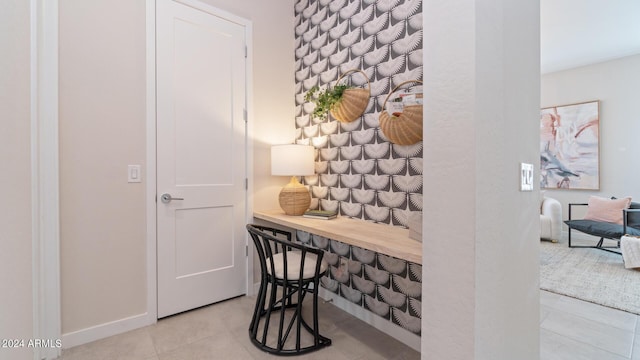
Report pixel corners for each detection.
[253,209,422,264]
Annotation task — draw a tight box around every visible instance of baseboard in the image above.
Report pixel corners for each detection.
[318,288,421,352]
[61,312,154,349]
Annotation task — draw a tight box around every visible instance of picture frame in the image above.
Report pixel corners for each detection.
[540,100,600,190]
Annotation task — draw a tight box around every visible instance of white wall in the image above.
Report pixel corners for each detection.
[423,0,540,358]
[59,0,148,335]
[58,0,294,345]
[0,1,34,359]
[541,54,640,228]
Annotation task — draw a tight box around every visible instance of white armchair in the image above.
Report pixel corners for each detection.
[540,196,562,242]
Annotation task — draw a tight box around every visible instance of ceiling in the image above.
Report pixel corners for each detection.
[540,0,640,74]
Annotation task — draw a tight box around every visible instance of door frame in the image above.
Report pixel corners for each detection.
[145,0,255,323]
[31,1,61,359]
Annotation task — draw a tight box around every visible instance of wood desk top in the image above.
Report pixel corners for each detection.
[253,209,422,264]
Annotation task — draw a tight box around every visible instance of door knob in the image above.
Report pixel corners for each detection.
[160,193,184,204]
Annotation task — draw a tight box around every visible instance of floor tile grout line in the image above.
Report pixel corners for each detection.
[546,307,638,337]
[630,316,639,359]
[542,327,633,360]
[541,308,636,358]
[543,299,639,333]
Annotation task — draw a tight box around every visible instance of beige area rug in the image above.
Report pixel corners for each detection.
[539,241,640,315]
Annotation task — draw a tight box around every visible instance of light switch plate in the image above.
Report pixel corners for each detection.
[128,165,141,183]
[520,163,533,191]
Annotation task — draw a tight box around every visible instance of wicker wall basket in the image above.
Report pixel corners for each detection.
[379,80,423,145]
[330,69,371,123]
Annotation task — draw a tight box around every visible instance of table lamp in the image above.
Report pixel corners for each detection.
[271,144,315,216]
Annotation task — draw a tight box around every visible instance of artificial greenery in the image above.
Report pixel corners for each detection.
[304,84,351,121]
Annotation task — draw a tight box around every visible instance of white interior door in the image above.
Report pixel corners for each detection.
[156,0,247,318]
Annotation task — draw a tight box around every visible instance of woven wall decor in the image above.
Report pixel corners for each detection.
[329,69,371,123]
[379,80,423,145]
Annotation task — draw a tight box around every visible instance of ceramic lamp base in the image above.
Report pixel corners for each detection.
[279,176,311,216]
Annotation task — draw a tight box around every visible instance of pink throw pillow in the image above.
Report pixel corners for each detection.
[584,196,632,225]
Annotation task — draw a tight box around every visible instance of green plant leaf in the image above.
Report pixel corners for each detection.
[305,84,351,121]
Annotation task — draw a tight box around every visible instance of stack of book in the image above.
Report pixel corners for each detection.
[302,210,338,220]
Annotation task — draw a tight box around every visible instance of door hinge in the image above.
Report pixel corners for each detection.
[245,178,248,190]
[243,108,247,122]
[244,45,247,58]
[246,245,248,257]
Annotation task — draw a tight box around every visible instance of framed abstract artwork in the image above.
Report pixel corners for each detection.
[540,100,600,190]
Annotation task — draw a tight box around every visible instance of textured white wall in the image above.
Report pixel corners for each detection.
[0,1,34,359]
[423,1,476,357]
[541,54,640,228]
[423,0,540,358]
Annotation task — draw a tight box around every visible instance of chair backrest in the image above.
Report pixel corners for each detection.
[627,202,640,230]
[246,224,326,285]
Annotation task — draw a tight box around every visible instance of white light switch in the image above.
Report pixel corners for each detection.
[128,165,141,183]
[520,163,533,191]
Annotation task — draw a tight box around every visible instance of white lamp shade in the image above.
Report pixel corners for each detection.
[271,144,315,176]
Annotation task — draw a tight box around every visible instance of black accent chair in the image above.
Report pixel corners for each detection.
[565,201,640,254]
[246,224,331,355]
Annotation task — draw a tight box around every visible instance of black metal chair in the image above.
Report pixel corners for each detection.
[246,224,331,355]
[565,202,640,254]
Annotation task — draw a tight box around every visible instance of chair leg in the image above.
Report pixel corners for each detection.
[277,284,288,352]
[249,280,267,339]
[261,280,278,347]
[595,238,604,248]
[248,280,331,355]
[311,282,331,348]
[279,285,306,350]
[568,227,573,247]
[295,285,303,352]
[565,232,623,255]
[312,281,321,346]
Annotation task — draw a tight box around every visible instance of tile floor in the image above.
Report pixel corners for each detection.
[541,290,639,360]
[58,294,419,360]
[57,290,640,360]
